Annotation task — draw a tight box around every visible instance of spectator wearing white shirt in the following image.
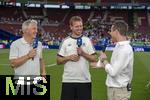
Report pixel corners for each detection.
[91,20,134,100]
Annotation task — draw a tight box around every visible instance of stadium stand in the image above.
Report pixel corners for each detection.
[0,0,150,49]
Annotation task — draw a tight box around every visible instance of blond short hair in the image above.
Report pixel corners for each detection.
[69,16,83,26]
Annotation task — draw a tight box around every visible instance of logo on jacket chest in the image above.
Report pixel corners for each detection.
[67,43,86,47]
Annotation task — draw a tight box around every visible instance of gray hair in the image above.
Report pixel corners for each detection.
[22,19,38,33]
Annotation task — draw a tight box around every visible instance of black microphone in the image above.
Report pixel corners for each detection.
[77,37,82,47]
[32,36,38,60]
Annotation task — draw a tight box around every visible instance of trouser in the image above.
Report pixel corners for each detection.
[61,83,92,100]
[107,87,131,100]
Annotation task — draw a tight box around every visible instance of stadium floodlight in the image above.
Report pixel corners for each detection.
[27,3,36,7]
[35,4,41,8]
[147,6,150,10]
[44,4,60,8]
[84,5,91,9]
[75,5,84,9]
[16,3,21,7]
[128,6,132,10]
[61,5,69,9]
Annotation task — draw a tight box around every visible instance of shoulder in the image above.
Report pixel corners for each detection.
[61,36,71,44]
[119,44,133,54]
[82,36,91,42]
[11,38,22,47]
[58,36,71,49]
[82,36,89,39]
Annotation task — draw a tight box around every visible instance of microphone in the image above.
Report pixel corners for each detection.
[101,44,107,52]
[32,36,38,60]
[77,37,82,47]
[76,37,82,56]
[96,58,103,68]
[101,37,108,52]
[96,37,108,67]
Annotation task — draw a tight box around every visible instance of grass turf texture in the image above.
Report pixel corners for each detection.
[0,49,150,100]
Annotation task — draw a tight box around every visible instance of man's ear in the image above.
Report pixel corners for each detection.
[70,25,72,30]
[115,30,120,36]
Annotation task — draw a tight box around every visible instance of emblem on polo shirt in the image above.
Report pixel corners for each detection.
[82,43,86,46]
[68,44,71,46]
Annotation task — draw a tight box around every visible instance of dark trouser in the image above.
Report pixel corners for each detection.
[61,83,92,100]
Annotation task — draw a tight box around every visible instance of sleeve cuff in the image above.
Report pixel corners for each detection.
[9,56,18,60]
[57,54,64,57]
[105,63,111,73]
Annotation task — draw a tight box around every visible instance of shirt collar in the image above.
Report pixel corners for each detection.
[116,41,130,46]
[70,33,83,39]
[21,37,29,44]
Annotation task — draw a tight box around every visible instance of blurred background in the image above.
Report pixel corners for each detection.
[0,0,150,100]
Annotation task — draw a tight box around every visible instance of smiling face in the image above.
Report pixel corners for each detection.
[70,20,83,36]
[22,20,38,39]
[26,24,38,39]
[69,16,83,37]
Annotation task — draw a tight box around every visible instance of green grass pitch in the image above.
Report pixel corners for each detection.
[0,49,150,100]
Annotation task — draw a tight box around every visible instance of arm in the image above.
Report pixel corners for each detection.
[10,49,37,68]
[90,58,104,68]
[57,55,70,65]
[101,51,130,77]
[40,58,46,76]
[57,54,80,65]
[77,48,97,62]
[81,51,97,62]
[90,62,99,68]
[57,40,69,65]
[90,51,104,68]
[57,39,80,64]
[10,54,30,68]
[79,38,97,62]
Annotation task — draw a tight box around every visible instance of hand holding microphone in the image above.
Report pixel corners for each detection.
[32,36,38,49]
[94,52,107,68]
[77,37,82,47]
[96,38,107,67]
[99,52,107,62]
[98,43,107,63]
[27,49,37,59]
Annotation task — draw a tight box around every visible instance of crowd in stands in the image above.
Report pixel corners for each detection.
[0,7,150,47]
[0,16,24,24]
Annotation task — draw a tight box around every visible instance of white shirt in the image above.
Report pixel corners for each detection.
[9,37,43,75]
[105,41,133,88]
[58,36,96,83]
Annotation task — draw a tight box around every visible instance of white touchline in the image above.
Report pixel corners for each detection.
[0,63,57,67]
[46,63,57,67]
[0,64,10,66]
